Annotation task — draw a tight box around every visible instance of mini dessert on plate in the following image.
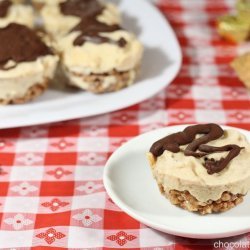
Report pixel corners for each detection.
[0,23,58,104]
[56,0,143,93]
[231,52,250,89]
[0,0,35,28]
[147,124,250,215]
[40,0,120,37]
[58,29,143,94]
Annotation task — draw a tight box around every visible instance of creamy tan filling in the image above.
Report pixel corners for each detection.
[152,130,250,202]
[57,30,143,74]
[0,55,58,100]
[0,4,34,28]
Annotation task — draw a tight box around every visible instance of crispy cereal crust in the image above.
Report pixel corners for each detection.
[0,80,48,105]
[67,67,139,94]
[165,189,243,215]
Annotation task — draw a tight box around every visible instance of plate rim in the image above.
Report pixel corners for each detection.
[103,124,250,239]
[0,0,182,129]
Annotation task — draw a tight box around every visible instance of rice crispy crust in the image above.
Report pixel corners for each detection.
[68,67,139,94]
[160,186,244,215]
[0,80,48,105]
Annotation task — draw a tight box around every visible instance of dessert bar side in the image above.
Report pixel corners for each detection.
[0,23,58,104]
[147,124,250,215]
[46,0,143,94]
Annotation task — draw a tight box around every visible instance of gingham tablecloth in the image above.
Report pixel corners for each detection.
[0,0,250,249]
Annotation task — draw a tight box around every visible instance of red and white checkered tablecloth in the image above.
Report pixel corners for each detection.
[0,0,250,249]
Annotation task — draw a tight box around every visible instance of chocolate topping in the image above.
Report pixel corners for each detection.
[60,0,127,47]
[150,124,244,175]
[150,124,224,157]
[201,144,244,174]
[60,0,104,19]
[72,19,125,47]
[0,23,53,70]
[0,0,11,18]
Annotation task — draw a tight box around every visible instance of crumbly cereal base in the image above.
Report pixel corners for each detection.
[0,80,48,105]
[162,187,244,215]
[68,67,139,94]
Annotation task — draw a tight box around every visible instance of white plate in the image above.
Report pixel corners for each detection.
[103,125,250,239]
[0,0,182,129]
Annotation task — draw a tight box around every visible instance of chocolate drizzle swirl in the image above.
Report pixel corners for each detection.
[72,19,125,47]
[150,124,244,175]
[0,23,53,70]
[200,144,244,174]
[60,0,127,47]
[0,0,11,18]
[60,0,104,18]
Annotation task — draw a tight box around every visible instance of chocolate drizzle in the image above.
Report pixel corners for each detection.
[201,144,244,174]
[60,0,104,18]
[0,23,53,70]
[60,0,127,47]
[0,0,11,18]
[150,124,244,175]
[72,19,125,47]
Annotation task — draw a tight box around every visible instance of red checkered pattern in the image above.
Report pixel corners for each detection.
[0,0,250,248]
